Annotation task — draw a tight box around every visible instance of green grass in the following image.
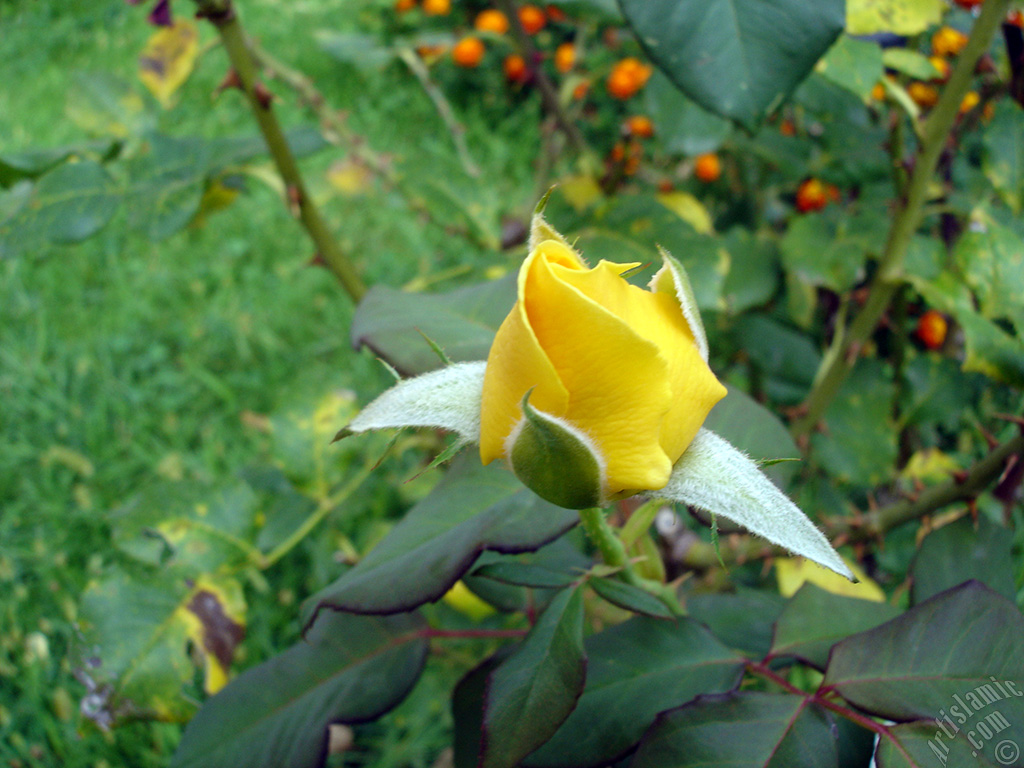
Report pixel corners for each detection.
[0,1,543,764]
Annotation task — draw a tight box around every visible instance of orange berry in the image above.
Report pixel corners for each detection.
[554,42,575,73]
[694,153,721,183]
[932,26,968,57]
[870,82,886,101]
[503,53,528,82]
[908,82,939,109]
[572,80,590,100]
[779,118,796,136]
[960,90,981,114]
[394,0,416,12]
[606,57,651,99]
[916,310,948,350]
[626,115,655,138]
[518,4,547,34]
[474,9,509,34]
[796,178,829,213]
[452,36,485,68]
[546,4,567,22]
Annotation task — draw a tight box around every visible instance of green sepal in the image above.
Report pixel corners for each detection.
[508,391,605,510]
[529,187,584,260]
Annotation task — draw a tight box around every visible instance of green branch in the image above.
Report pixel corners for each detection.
[193,0,367,303]
[791,0,1010,438]
[578,506,683,615]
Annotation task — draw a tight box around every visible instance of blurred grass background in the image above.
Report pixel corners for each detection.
[0,0,541,764]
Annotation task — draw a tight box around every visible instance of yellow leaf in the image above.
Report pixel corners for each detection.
[847,0,945,36]
[776,557,886,602]
[176,576,246,695]
[326,158,373,196]
[442,581,495,621]
[557,175,603,212]
[138,19,200,108]
[900,447,960,483]
[657,191,714,235]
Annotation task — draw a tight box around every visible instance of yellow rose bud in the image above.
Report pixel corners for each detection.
[479,239,727,504]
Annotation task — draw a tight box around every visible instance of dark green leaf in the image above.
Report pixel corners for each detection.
[589,577,675,619]
[351,274,516,376]
[171,611,427,768]
[452,650,513,768]
[721,228,780,314]
[824,582,1024,723]
[304,456,577,619]
[911,516,1017,604]
[644,72,731,156]
[481,586,586,768]
[126,135,209,240]
[811,360,897,487]
[471,561,578,590]
[0,160,120,257]
[703,384,800,488]
[525,617,745,768]
[619,0,844,127]
[631,692,839,768]
[732,314,821,405]
[687,587,785,657]
[0,140,118,186]
[875,721,1012,768]
[770,583,903,670]
[780,215,868,293]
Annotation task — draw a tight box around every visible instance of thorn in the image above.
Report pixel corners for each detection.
[215,68,243,97]
[308,252,326,268]
[253,81,275,110]
[286,185,302,217]
[952,469,970,485]
[967,497,979,524]
[977,423,1000,450]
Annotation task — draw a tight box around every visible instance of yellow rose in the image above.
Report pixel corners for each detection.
[479,239,727,503]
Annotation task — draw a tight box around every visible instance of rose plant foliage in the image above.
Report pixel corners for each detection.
[5,0,1024,766]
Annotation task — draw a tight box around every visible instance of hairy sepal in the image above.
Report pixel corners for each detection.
[344,361,487,442]
[528,189,585,261]
[660,428,853,580]
[650,247,708,363]
[507,391,607,510]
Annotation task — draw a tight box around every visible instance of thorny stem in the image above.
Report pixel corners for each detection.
[791,0,1010,438]
[578,507,684,615]
[746,661,918,765]
[681,429,1024,570]
[193,0,367,302]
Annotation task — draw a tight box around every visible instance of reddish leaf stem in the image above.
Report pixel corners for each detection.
[746,660,919,766]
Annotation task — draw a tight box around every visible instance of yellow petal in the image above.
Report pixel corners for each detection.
[524,251,674,493]
[479,250,570,464]
[553,259,725,465]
